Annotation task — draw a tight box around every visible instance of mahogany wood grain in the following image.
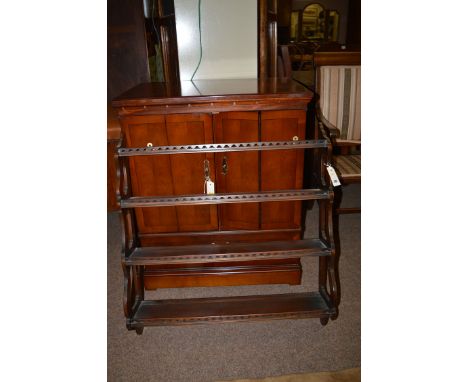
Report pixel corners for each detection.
[156,9,180,91]
[313,52,361,67]
[138,228,301,246]
[113,79,317,293]
[126,238,330,265]
[267,0,278,78]
[107,103,121,140]
[214,112,260,230]
[260,110,306,230]
[258,0,268,79]
[112,79,313,108]
[130,292,333,327]
[144,259,301,288]
[121,113,217,233]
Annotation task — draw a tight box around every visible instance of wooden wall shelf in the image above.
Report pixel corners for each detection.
[120,189,330,208]
[125,238,331,265]
[118,140,328,156]
[111,78,339,334]
[129,292,334,329]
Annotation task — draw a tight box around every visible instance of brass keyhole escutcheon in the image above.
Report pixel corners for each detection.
[222,156,228,176]
[204,159,211,180]
[147,142,153,147]
[292,136,299,141]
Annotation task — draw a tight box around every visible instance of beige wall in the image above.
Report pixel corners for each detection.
[175,0,257,80]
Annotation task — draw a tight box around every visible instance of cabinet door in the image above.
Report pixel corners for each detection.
[214,112,260,230]
[122,113,218,233]
[260,110,306,230]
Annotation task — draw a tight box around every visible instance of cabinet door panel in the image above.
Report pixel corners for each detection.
[214,112,260,230]
[165,114,218,231]
[122,114,217,233]
[260,110,306,230]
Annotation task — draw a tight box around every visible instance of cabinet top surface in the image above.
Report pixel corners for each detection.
[112,78,313,107]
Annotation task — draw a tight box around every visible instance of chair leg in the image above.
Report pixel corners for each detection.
[333,186,343,218]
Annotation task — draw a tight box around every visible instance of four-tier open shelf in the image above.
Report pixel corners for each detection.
[115,138,340,334]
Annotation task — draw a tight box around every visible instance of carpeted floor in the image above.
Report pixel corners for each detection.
[217,367,360,382]
[107,185,360,382]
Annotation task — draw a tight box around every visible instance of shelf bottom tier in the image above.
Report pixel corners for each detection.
[129,292,334,328]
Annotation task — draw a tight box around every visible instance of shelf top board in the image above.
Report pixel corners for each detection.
[112,78,313,107]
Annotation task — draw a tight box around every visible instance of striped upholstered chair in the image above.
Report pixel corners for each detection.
[314,52,361,214]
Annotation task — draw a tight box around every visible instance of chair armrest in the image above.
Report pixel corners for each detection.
[315,104,340,141]
[316,104,360,149]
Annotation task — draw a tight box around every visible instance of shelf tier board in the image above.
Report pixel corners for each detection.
[120,189,330,208]
[125,238,330,265]
[129,292,334,328]
[118,140,328,156]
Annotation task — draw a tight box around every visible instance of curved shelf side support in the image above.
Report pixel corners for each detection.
[116,143,142,322]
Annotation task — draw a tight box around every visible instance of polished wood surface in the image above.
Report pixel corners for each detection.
[113,79,314,290]
[258,0,278,79]
[122,113,217,233]
[126,238,330,265]
[112,78,312,107]
[153,0,180,89]
[130,292,333,328]
[214,112,260,230]
[107,103,121,140]
[113,79,340,333]
[113,80,313,290]
[261,110,306,230]
[313,51,361,67]
[144,258,301,289]
[138,228,302,246]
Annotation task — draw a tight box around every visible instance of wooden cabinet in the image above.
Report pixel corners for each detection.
[121,113,217,234]
[118,109,307,242]
[111,79,340,333]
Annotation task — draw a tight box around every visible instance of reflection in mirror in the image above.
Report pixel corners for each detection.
[328,10,339,41]
[302,3,325,40]
[290,11,299,40]
[294,3,340,42]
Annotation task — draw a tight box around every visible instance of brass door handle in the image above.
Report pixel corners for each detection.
[222,156,228,175]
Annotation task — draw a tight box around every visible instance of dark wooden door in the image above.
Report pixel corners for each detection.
[260,110,306,230]
[214,112,260,230]
[122,113,218,233]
